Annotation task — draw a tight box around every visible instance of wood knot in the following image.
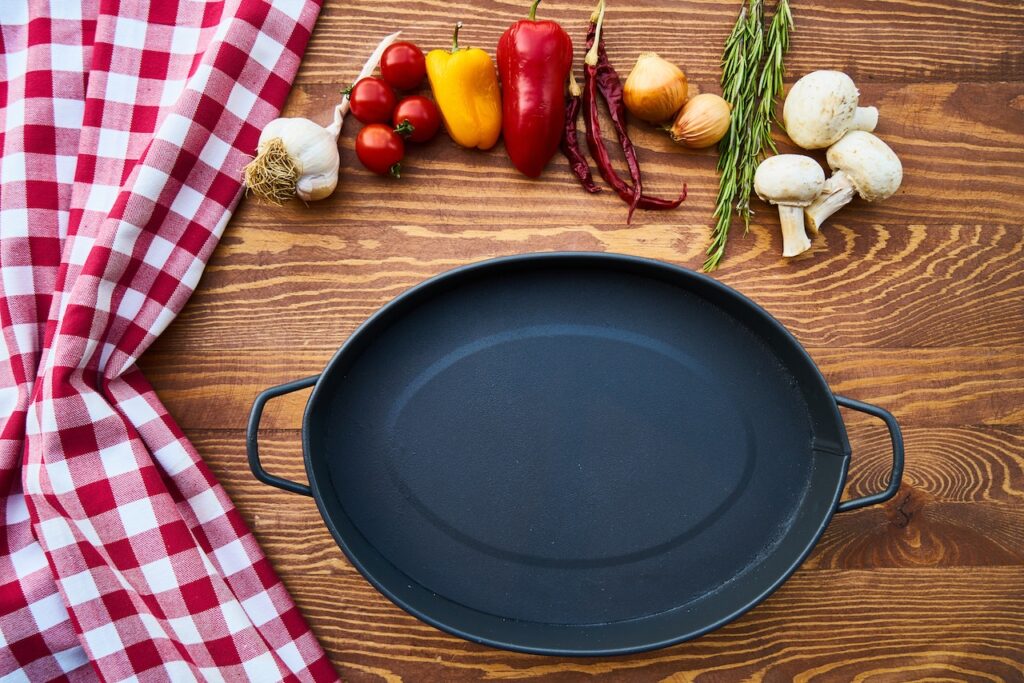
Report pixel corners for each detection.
[884,485,930,528]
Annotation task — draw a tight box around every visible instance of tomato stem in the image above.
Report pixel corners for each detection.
[528,0,541,20]
[389,162,402,178]
[394,120,415,137]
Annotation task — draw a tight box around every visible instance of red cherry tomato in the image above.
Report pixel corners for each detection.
[356,124,405,177]
[380,42,426,91]
[348,77,396,124]
[392,96,441,143]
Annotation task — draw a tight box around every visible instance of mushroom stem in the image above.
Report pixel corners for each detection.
[851,106,879,133]
[778,205,812,257]
[804,171,857,233]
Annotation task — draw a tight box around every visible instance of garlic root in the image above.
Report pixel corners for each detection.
[244,31,402,204]
[243,138,300,206]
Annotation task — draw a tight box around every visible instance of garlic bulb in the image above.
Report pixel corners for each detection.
[243,31,401,205]
[670,93,731,149]
[247,118,340,202]
[623,52,688,123]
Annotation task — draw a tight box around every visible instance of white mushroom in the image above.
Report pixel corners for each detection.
[783,71,878,150]
[804,131,903,233]
[754,155,825,257]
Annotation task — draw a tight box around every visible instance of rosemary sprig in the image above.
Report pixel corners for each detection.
[705,0,792,272]
[756,0,793,154]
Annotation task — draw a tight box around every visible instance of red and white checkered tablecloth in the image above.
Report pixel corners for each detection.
[1,0,338,679]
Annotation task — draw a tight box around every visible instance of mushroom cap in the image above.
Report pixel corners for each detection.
[754,154,826,207]
[783,71,861,149]
[826,131,903,202]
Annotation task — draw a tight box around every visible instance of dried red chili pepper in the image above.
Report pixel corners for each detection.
[562,70,602,193]
[586,13,642,218]
[581,3,686,220]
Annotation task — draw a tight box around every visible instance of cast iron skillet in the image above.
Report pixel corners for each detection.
[247,253,903,656]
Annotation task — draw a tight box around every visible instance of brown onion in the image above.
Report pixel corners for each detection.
[670,93,731,149]
[623,53,688,123]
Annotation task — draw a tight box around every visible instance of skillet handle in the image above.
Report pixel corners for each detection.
[834,395,904,513]
[246,376,319,497]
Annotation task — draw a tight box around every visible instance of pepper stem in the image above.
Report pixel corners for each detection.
[528,0,541,20]
[451,21,463,53]
[568,69,581,97]
[585,0,606,67]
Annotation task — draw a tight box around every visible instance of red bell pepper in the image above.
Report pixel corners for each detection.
[497,0,573,178]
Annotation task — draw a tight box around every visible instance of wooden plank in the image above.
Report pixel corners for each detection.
[841,424,1024,504]
[159,221,1024,351]
[203,426,1024,506]
[139,346,1024,430]
[194,426,1024,574]
[253,80,1024,226]
[296,1,1024,86]
[280,568,1024,682]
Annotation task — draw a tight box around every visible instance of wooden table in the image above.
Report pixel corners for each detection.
[140,0,1024,679]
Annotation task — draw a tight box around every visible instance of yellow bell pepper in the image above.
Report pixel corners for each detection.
[426,22,502,150]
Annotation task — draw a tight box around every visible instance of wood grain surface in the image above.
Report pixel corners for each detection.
[139,0,1024,679]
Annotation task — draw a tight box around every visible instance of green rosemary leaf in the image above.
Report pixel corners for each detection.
[704,0,793,272]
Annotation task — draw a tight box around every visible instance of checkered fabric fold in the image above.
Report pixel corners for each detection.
[1,0,337,679]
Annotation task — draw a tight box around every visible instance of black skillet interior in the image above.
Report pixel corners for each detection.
[304,253,851,655]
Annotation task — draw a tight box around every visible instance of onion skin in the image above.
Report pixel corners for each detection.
[623,52,688,123]
[670,93,731,149]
